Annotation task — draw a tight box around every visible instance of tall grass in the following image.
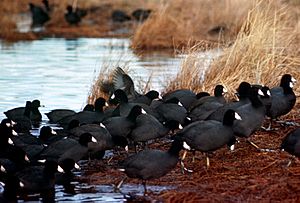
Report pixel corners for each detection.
[131,0,255,50]
[164,1,300,100]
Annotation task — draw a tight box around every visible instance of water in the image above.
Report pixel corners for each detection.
[0,38,183,120]
[0,38,218,201]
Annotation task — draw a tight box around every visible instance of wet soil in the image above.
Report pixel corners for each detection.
[78,104,300,202]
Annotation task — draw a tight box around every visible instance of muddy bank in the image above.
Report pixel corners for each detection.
[78,104,300,202]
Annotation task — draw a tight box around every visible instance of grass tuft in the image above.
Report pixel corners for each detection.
[131,0,255,50]
[163,1,300,100]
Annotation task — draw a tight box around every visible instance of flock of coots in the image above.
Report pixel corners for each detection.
[29,0,152,29]
[0,66,298,201]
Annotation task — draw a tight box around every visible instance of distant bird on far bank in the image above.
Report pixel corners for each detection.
[64,5,87,25]
[131,9,151,21]
[112,10,131,23]
[29,1,50,28]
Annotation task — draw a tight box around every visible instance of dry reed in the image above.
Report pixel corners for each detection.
[131,0,255,50]
[164,0,300,101]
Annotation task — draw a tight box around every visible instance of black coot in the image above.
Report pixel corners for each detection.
[163,89,196,109]
[267,74,296,119]
[176,109,241,168]
[118,138,189,192]
[16,160,64,194]
[29,2,50,28]
[281,128,300,158]
[40,133,97,163]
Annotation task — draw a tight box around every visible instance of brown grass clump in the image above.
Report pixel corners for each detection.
[164,0,300,100]
[131,0,255,50]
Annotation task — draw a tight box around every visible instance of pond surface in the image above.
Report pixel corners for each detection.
[0,37,219,202]
[0,38,184,120]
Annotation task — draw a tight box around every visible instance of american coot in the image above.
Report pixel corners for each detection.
[112,67,140,100]
[4,100,42,122]
[70,123,114,158]
[58,97,108,128]
[0,174,24,202]
[154,97,187,124]
[188,85,227,121]
[40,133,97,163]
[65,5,82,25]
[131,90,160,105]
[232,87,266,138]
[16,160,64,193]
[117,138,190,193]
[176,109,241,168]
[163,89,196,110]
[38,126,61,145]
[102,105,147,140]
[129,114,182,144]
[29,2,50,28]
[46,109,76,123]
[131,9,151,21]
[267,74,296,125]
[109,89,155,117]
[281,128,300,159]
[0,146,30,174]
[207,82,253,122]
[189,84,227,109]
[112,10,131,23]
[55,158,80,185]
[0,119,18,138]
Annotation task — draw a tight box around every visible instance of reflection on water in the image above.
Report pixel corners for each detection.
[0,38,182,120]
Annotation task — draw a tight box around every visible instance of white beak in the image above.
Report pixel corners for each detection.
[105,102,109,107]
[110,93,115,99]
[25,155,30,162]
[178,102,183,107]
[8,138,14,145]
[235,112,242,120]
[183,141,191,150]
[51,129,57,135]
[19,181,25,188]
[291,77,296,83]
[267,90,271,96]
[289,82,294,88]
[1,165,6,173]
[100,123,106,129]
[179,124,183,130]
[91,136,97,143]
[74,163,81,170]
[141,109,147,114]
[258,89,264,96]
[12,130,18,136]
[230,145,235,151]
[37,159,46,163]
[57,165,65,173]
